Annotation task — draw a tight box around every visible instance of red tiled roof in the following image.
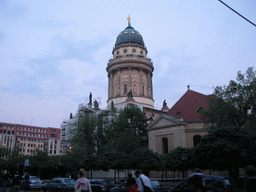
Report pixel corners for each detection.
[166,90,214,122]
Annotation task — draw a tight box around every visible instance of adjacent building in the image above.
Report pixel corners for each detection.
[0,122,61,158]
[147,89,213,154]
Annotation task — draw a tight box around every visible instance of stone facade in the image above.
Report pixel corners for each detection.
[147,115,209,154]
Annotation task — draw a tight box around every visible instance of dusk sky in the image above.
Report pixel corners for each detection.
[1,0,255,128]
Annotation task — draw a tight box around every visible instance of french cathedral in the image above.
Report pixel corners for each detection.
[63,17,213,155]
[106,16,212,154]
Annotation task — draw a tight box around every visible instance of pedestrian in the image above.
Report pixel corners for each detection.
[2,170,11,192]
[74,170,92,192]
[135,171,153,192]
[10,171,21,192]
[23,173,30,191]
[244,165,256,192]
[126,173,138,192]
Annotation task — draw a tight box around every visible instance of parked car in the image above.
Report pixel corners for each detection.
[42,177,76,192]
[169,174,239,192]
[150,181,163,192]
[110,180,163,192]
[104,179,116,190]
[21,175,44,190]
[89,179,107,192]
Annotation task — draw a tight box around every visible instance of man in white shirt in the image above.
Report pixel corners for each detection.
[135,170,153,192]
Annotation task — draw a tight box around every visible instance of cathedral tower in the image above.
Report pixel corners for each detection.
[106,17,154,110]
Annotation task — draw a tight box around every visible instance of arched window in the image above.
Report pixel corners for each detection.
[162,137,168,154]
[124,84,127,94]
[193,135,201,146]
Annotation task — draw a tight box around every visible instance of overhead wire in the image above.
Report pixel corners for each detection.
[218,0,256,28]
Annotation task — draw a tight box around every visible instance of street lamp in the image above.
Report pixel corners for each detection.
[182,154,187,179]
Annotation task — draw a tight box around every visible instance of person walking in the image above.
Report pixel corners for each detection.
[2,171,11,192]
[10,171,21,192]
[135,171,153,192]
[126,173,138,192]
[23,173,30,191]
[74,170,92,192]
[244,165,256,192]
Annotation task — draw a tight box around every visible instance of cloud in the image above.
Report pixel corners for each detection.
[0,1,28,19]
[0,31,5,43]
[29,19,78,28]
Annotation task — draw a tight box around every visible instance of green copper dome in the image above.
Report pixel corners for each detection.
[115,22,145,47]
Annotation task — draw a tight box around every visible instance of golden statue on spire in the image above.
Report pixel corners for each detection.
[127,15,131,24]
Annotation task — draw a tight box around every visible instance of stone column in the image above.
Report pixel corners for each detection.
[108,73,110,99]
[128,67,132,92]
[117,69,121,96]
[110,71,114,98]
[147,71,151,97]
[139,68,142,96]
[150,73,153,99]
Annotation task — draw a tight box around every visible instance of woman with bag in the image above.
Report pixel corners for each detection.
[74,171,92,192]
[126,173,138,192]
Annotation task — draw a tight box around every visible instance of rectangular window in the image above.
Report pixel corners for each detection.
[54,150,56,154]
[28,128,30,131]
[124,84,127,94]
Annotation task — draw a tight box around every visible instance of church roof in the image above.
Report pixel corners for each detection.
[115,17,145,47]
[166,89,214,122]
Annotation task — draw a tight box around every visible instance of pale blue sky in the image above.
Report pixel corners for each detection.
[0,0,255,128]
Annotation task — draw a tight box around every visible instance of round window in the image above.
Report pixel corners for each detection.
[140,51,143,54]
[132,49,136,53]
[124,49,127,53]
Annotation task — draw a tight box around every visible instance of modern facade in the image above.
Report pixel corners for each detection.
[0,122,61,158]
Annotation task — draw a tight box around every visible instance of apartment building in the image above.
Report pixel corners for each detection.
[0,122,62,157]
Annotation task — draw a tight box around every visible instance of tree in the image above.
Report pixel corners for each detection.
[113,105,148,156]
[131,148,163,175]
[193,126,255,182]
[201,67,256,128]
[165,147,193,172]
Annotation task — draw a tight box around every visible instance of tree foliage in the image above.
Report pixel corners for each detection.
[201,67,256,128]
[113,105,148,154]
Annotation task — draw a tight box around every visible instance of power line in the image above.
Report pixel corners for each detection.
[218,0,256,28]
